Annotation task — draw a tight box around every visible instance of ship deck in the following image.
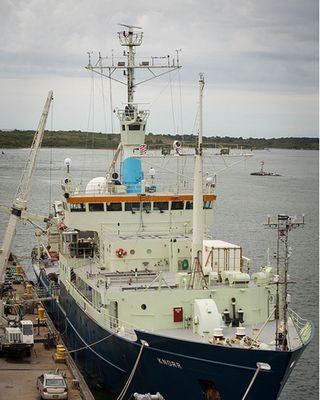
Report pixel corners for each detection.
[152,319,305,351]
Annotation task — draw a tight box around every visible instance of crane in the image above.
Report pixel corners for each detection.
[0,91,53,292]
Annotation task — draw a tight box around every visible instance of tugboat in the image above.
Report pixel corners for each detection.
[251,161,281,176]
[33,26,312,400]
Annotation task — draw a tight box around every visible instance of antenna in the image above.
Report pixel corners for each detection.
[118,23,142,30]
[85,28,181,104]
[264,214,305,350]
[87,51,93,66]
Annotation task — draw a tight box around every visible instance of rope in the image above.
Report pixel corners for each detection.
[109,67,114,134]
[99,55,108,133]
[177,58,184,138]
[116,341,146,400]
[168,71,176,135]
[68,331,115,354]
[65,316,125,372]
[241,364,262,400]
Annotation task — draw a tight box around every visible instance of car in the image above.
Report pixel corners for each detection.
[36,372,68,399]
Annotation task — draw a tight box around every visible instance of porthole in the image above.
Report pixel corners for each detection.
[147,249,152,254]
[141,304,147,310]
[130,249,135,255]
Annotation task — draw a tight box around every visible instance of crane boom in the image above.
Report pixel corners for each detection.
[0,91,53,283]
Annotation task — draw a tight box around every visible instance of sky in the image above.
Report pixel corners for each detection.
[0,0,318,138]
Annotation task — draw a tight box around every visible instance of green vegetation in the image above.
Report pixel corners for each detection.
[0,130,318,150]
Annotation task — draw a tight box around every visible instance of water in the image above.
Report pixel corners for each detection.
[0,147,318,399]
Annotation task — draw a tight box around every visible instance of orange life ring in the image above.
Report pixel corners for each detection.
[115,248,127,258]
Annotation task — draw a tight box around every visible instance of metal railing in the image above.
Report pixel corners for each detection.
[288,308,313,345]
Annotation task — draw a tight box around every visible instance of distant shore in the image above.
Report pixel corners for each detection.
[0,130,318,150]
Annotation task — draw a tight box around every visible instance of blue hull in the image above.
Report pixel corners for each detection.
[39,276,310,400]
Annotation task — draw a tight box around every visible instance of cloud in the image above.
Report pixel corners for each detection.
[0,0,318,137]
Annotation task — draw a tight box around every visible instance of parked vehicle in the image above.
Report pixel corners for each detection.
[36,372,68,400]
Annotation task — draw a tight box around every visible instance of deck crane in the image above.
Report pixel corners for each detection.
[0,91,53,296]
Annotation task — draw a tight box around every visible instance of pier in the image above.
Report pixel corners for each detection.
[0,264,94,400]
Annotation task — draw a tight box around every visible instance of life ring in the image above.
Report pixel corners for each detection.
[116,248,127,258]
[57,221,66,231]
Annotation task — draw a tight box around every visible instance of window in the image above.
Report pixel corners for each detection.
[203,201,213,209]
[89,203,104,211]
[63,202,69,211]
[186,201,193,210]
[22,324,33,335]
[129,124,141,131]
[171,201,184,210]
[125,202,141,212]
[45,379,65,387]
[106,203,122,211]
[154,201,168,211]
[143,202,151,213]
[70,203,86,212]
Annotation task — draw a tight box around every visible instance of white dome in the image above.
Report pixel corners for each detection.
[85,177,106,194]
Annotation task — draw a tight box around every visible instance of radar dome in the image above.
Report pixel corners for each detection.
[64,158,72,167]
[85,177,107,194]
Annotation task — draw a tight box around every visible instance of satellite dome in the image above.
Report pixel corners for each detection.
[85,177,106,194]
[64,158,72,167]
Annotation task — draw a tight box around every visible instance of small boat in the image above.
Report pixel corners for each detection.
[251,161,281,176]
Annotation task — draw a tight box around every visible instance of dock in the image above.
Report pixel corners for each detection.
[0,267,95,400]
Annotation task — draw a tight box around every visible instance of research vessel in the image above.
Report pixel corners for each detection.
[34,26,312,400]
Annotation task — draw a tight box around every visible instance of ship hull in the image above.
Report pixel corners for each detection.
[40,281,309,400]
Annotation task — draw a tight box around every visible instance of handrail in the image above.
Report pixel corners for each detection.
[288,308,312,344]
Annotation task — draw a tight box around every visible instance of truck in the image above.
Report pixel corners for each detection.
[0,320,34,356]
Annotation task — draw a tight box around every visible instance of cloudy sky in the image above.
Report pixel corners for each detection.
[0,0,318,138]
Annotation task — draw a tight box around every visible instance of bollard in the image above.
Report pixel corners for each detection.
[16,264,22,275]
[55,344,66,363]
[38,307,45,321]
[26,283,33,295]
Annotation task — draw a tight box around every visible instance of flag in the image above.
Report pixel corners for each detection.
[139,143,147,155]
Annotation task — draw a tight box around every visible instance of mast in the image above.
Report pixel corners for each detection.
[86,25,181,193]
[189,74,207,290]
[118,24,143,104]
[192,73,205,257]
[265,214,305,350]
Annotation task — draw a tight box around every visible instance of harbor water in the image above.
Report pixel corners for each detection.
[0,147,318,399]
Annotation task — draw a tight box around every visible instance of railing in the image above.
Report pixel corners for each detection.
[288,308,313,345]
[108,314,137,340]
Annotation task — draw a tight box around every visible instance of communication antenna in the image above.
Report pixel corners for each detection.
[265,214,305,350]
[118,23,142,30]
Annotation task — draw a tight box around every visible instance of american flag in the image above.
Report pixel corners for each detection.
[139,143,148,155]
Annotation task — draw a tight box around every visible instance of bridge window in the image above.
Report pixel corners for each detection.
[129,124,141,131]
[89,203,104,211]
[154,201,168,211]
[70,203,86,212]
[106,203,122,211]
[143,202,151,213]
[186,201,193,210]
[125,202,141,212]
[171,201,184,210]
[203,200,213,209]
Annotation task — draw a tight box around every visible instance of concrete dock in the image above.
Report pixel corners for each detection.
[0,271,95,400]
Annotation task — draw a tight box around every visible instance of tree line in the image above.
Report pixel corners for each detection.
[0,130,318,150]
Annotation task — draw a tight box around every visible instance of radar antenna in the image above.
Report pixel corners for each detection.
[86,26,181,104]
[118,23,142,30]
